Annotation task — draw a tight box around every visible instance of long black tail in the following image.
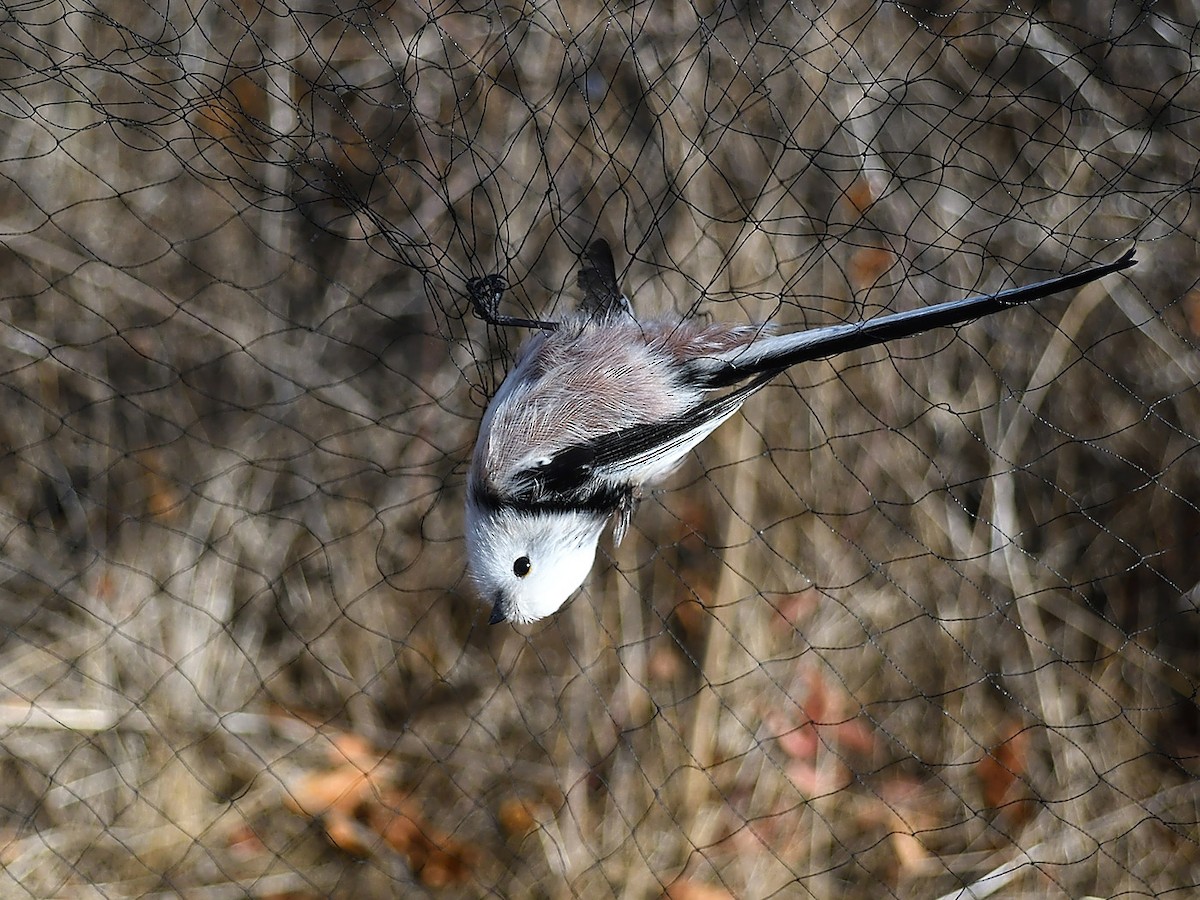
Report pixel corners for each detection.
[701,246,1137,388]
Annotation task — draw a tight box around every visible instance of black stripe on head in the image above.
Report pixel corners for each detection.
[470,477,628,518]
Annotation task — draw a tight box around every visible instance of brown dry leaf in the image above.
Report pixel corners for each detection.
[977,725,1037,828]
[768,588,819,631]
[890,830,929,873]
[977,727,1030,809]
[143,471,180,520]
[191,97,240,143]
[671,597,708,640]
[785,758,850,796]
[323,810,373,858]
[831,716,877,756]
[138,452,181,521]
[849,247,894,290]
[370,787,478,887]
[665,495,714,540]
[92,569,116,603]
[284,764,375,819]
[763,669,879,796]
[648,644,685,682]
[498,797,538,837]
[662,877,736,900]
[800,666,879,757]
[0,826,20,866]
[191,74,269,147]
[801,669,832,722]
[842,177,878,215]
[419,850,475,890]
[772,718,819,761]
[847,775,936,878]
[225,822,267,861]
[1184,288,1200,336]
[280,728,474,883]
[882,777,934,873]
[875,774,934,820]
[327,731,381,769]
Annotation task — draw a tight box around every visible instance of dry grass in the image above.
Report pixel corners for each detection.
[0,1,1196,897]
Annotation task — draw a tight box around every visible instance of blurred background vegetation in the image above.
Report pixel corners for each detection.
[0,0,1196,896]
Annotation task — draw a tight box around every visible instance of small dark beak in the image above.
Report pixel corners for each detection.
[489,595,507,625]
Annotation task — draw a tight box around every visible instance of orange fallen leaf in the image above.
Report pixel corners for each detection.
[786,758,850,796]
[498,797,538,837]
[140,453,181,521]
[859,775,936,877]
[977,725,1036,828]
[664,495,714,540]
[284,764,375,819]
[831,717,877,756]
[801,670,831,722]
[978,727,1030,809]
[671,598,708,639]
[327,731,381,769]
[323,810,373,858]
[1184,288,1200,336]
[890,830,929,873]
[282,734,476,886]
[648,644,685,682]
[369,787,478,887]
[849,247,894,290]
[768,588,819,631]
[775,720,819,761]
[226,822,267,861]
[191,74,269,147]
[663,877,736,900]
[843,177,878,215]
[0,826,20,866]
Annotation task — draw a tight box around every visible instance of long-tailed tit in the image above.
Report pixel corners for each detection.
[466,240,1135,624]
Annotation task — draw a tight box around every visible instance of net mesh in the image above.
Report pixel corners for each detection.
[0,1,1196,897]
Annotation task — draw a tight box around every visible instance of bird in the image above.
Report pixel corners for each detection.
[464,239,1136,624]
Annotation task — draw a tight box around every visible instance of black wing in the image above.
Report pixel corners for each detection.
[517,371,777,496]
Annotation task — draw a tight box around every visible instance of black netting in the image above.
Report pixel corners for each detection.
[0,1,1195,897]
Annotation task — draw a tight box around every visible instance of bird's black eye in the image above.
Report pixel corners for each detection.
[513,556,532,578]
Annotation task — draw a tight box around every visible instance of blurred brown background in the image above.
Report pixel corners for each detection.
[0,1,1196,897]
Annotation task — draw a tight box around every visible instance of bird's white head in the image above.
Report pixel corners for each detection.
[465,492,609,624]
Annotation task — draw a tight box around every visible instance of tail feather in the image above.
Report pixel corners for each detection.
[698,246,1136,388]
[577,239,632,318]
